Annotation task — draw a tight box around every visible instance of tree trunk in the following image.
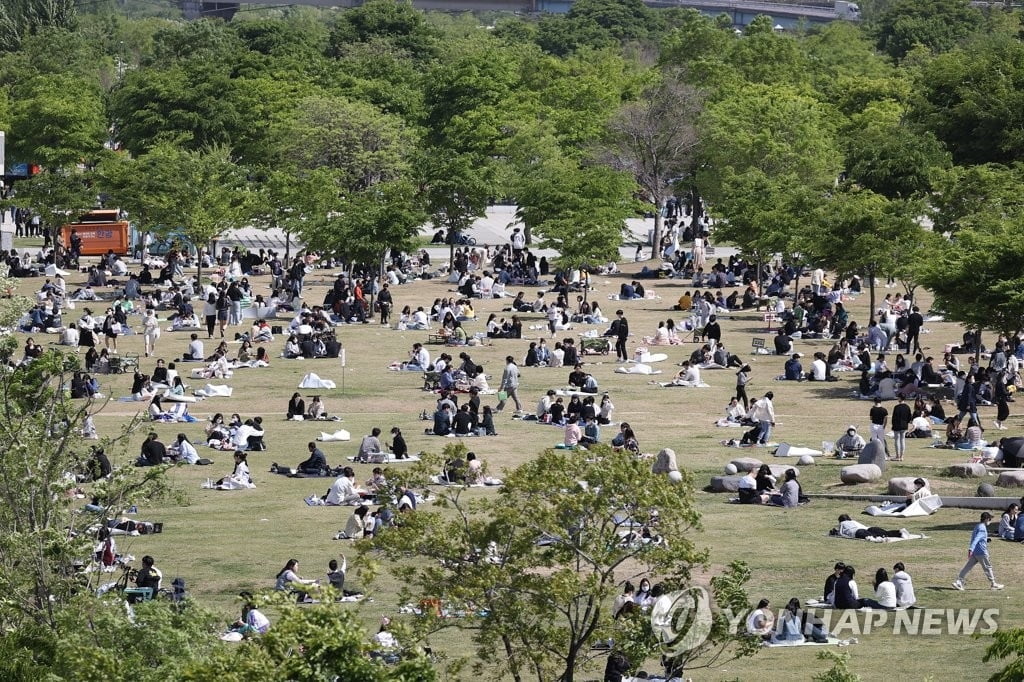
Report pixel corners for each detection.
[284,230,291,261]
[650,209,663,262]
[524,222,532,246]
[975,329,982,363]
[867,265,876,323]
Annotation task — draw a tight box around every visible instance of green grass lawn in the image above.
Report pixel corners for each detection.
[24,248,1022,681]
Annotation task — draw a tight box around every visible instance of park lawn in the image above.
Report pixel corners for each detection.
[23,246,1021,681]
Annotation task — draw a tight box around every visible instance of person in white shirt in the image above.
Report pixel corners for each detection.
[185,334,204,361]
[748,391,776,444]
[404,343,429,371]
[173,433,200,464]
[862,568,898,609]
[110,257,128,276]
[143,308,160,357]
[325,467,361,506]
[809,353,828,381]
[892,562,916,607]
[409,307,429,330]
[745,599,775,639]
[217,451,255,489]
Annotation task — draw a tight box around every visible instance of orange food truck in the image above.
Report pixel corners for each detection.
[60,210,134,256]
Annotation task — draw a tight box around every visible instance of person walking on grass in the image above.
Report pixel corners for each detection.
[953,512,1004,591]
[495,355,522,415]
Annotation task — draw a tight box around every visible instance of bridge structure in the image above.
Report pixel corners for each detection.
[182,0,859,27]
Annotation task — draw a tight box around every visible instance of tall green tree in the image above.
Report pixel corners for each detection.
[0,0,76,53]
[275,95,413,193]
[872,0,981,61]
[8,72,105,167]
[840,99,950,199]
[917,214,1024,340]
[808,188,924,321]
[602,73,703,259]
[698,83,841,274]
[515,156,638,269]
[364,444,751,682]
[99,143,253,282]
[910,35,1024,165]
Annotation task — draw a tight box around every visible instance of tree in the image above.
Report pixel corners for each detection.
[364,444,751,682]
[872,0,981,61]
[697,83,842,279]
[8,72,105,167]
[810,188,925,321]
[109,62,243,155]
[929,163,1024,234]
[327,0,438,61]
[603,73,703,259]
[515,156,638,269]
[917,215,1024,341]
[100,143,253,282]
[910,36,1024,165]
[0,0,76,53]
[300,178,426,281]
[275,95,413,193]
[94,151,178,243]
[0,343,172,631]
[248,168,338,261]
[840,100,951,199]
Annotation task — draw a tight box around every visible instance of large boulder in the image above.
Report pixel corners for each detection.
[996,471,1024,488]
[888,477,924,496]
[768,464,799,479]
[977,483,996,497]
[857,439,887,471]
[730,457,763,473]
[709,475,746,493]
[841,464,882,484]
[798,454,815,466]
[947,463,988,478]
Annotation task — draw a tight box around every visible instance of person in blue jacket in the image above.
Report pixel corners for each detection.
[953,512,1004,591]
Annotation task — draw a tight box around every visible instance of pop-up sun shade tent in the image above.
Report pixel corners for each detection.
[865,494,943,518]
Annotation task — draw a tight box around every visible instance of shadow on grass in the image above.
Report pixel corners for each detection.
[920,521,980,532]
[806,384,861,401]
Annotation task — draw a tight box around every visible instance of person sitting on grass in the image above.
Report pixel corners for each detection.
[860,568,897,610]
[298,442,328,476]
[274,559,317,603]
[737,468,769,504]
[834,426,866,457]
[342,505,373,539]
[769,468,802,508]
[324,467,361,506]
[231,592,271,637]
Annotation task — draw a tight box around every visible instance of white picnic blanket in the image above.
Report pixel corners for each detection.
[865,495,943,518]
[299,372,336,389]
[763,637,857,647]
[615,363,661,375]
[632,351,668,363]
[317,430,351,442]
[832,532,928,543]
[774,444,823,457]
[162,392,199,403]
[194,384,232,398]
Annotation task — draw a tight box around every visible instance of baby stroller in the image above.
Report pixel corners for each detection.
[580,337,610,356]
